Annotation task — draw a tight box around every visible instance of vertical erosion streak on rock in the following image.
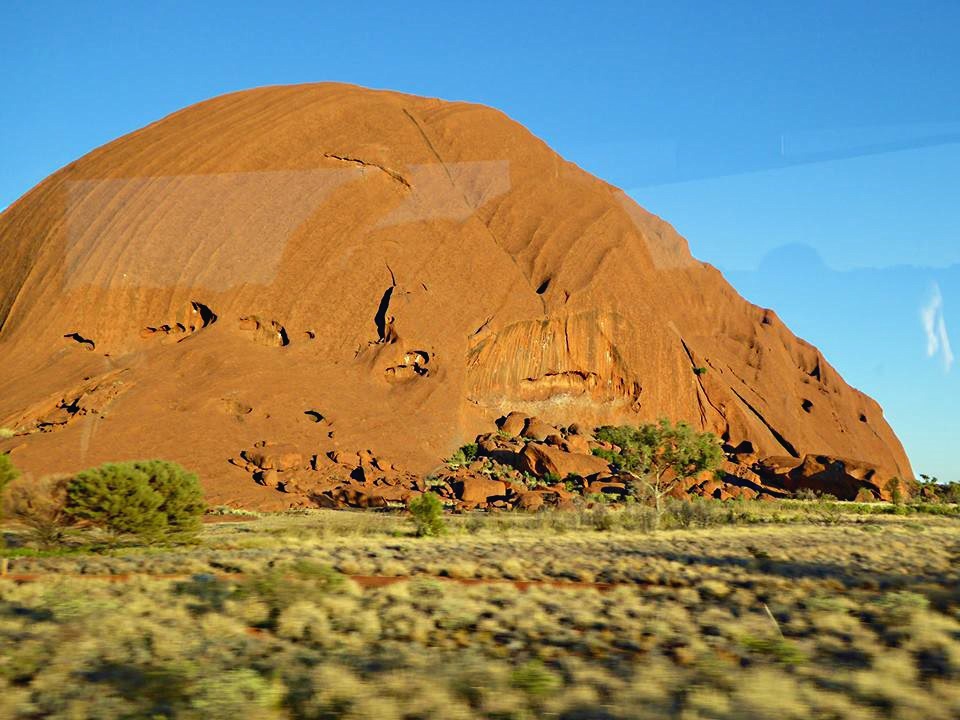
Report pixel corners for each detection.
[678,337,728,436]
[730,387,800,458]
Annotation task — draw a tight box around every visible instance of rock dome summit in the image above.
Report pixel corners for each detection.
[0,83,912,507]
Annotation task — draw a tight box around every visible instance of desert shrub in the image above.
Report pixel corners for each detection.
[928,481,960,504]
[667,495,725,528]
[873,591,930,626]
[447,443,479,466]
[854,488,877,503]
[189,668,284,719]
[585,491,608,505]
[814,501,843,525]
[563,474,583,493]
[235,561,348,627]
[1,475,74,548]
[740,635,807,665]
[510,660,561,697]
[424,474,448,491]
[520,471,548,489]
[65,460,205,542]
[589,505,614,531]
[886,476,905,505]
[0,453,20,502]
[208,505,260,517]
[409,492,446,537]
[943,482,960,504]
[175,573,236,613]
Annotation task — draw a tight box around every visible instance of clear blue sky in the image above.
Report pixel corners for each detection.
[2,1,957,479]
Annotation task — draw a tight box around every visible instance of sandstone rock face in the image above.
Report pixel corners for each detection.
[0,83,911,506]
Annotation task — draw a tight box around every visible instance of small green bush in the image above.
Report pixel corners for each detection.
[447,443,479,466]
[0,452,20,502]
[590,505,614,531]
[854,488,877,503]
[941,482,960,504]
[409,492,446,537]
[233,561,347,626]
[190,668,284,718]
[886,477,904,505]
[510,660,561,697]
[874,590,929,626]
[667,496,726,528]
[740,635,807,666]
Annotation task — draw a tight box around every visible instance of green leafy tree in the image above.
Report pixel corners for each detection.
[65,460,205,542]
[129,459,205,536]
[408,491,446,537]
[593,419,724,530]
[66,462,166,540]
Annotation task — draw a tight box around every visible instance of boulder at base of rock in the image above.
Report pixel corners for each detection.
[757,454,892,501]
[518,443,610,479]
[521,417,560,442]
[454,477,507,505]
[242,442,303,472]
[497,412,529,437]
[329,487,390,509]
[585,481,628,497]
[516,491,545,512]
[562,434,593,455]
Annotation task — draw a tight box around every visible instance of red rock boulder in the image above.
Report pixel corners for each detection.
[517,442,609,479]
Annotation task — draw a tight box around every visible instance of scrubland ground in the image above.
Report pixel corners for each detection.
[1,503,959,719]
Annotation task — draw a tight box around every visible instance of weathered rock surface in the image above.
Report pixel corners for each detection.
[517,442,609,479]
[0,83,911,507]
[453,476,507,506]
[755,454,892,501]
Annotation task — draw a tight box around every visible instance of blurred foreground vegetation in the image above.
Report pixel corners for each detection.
[1,502,959,719]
